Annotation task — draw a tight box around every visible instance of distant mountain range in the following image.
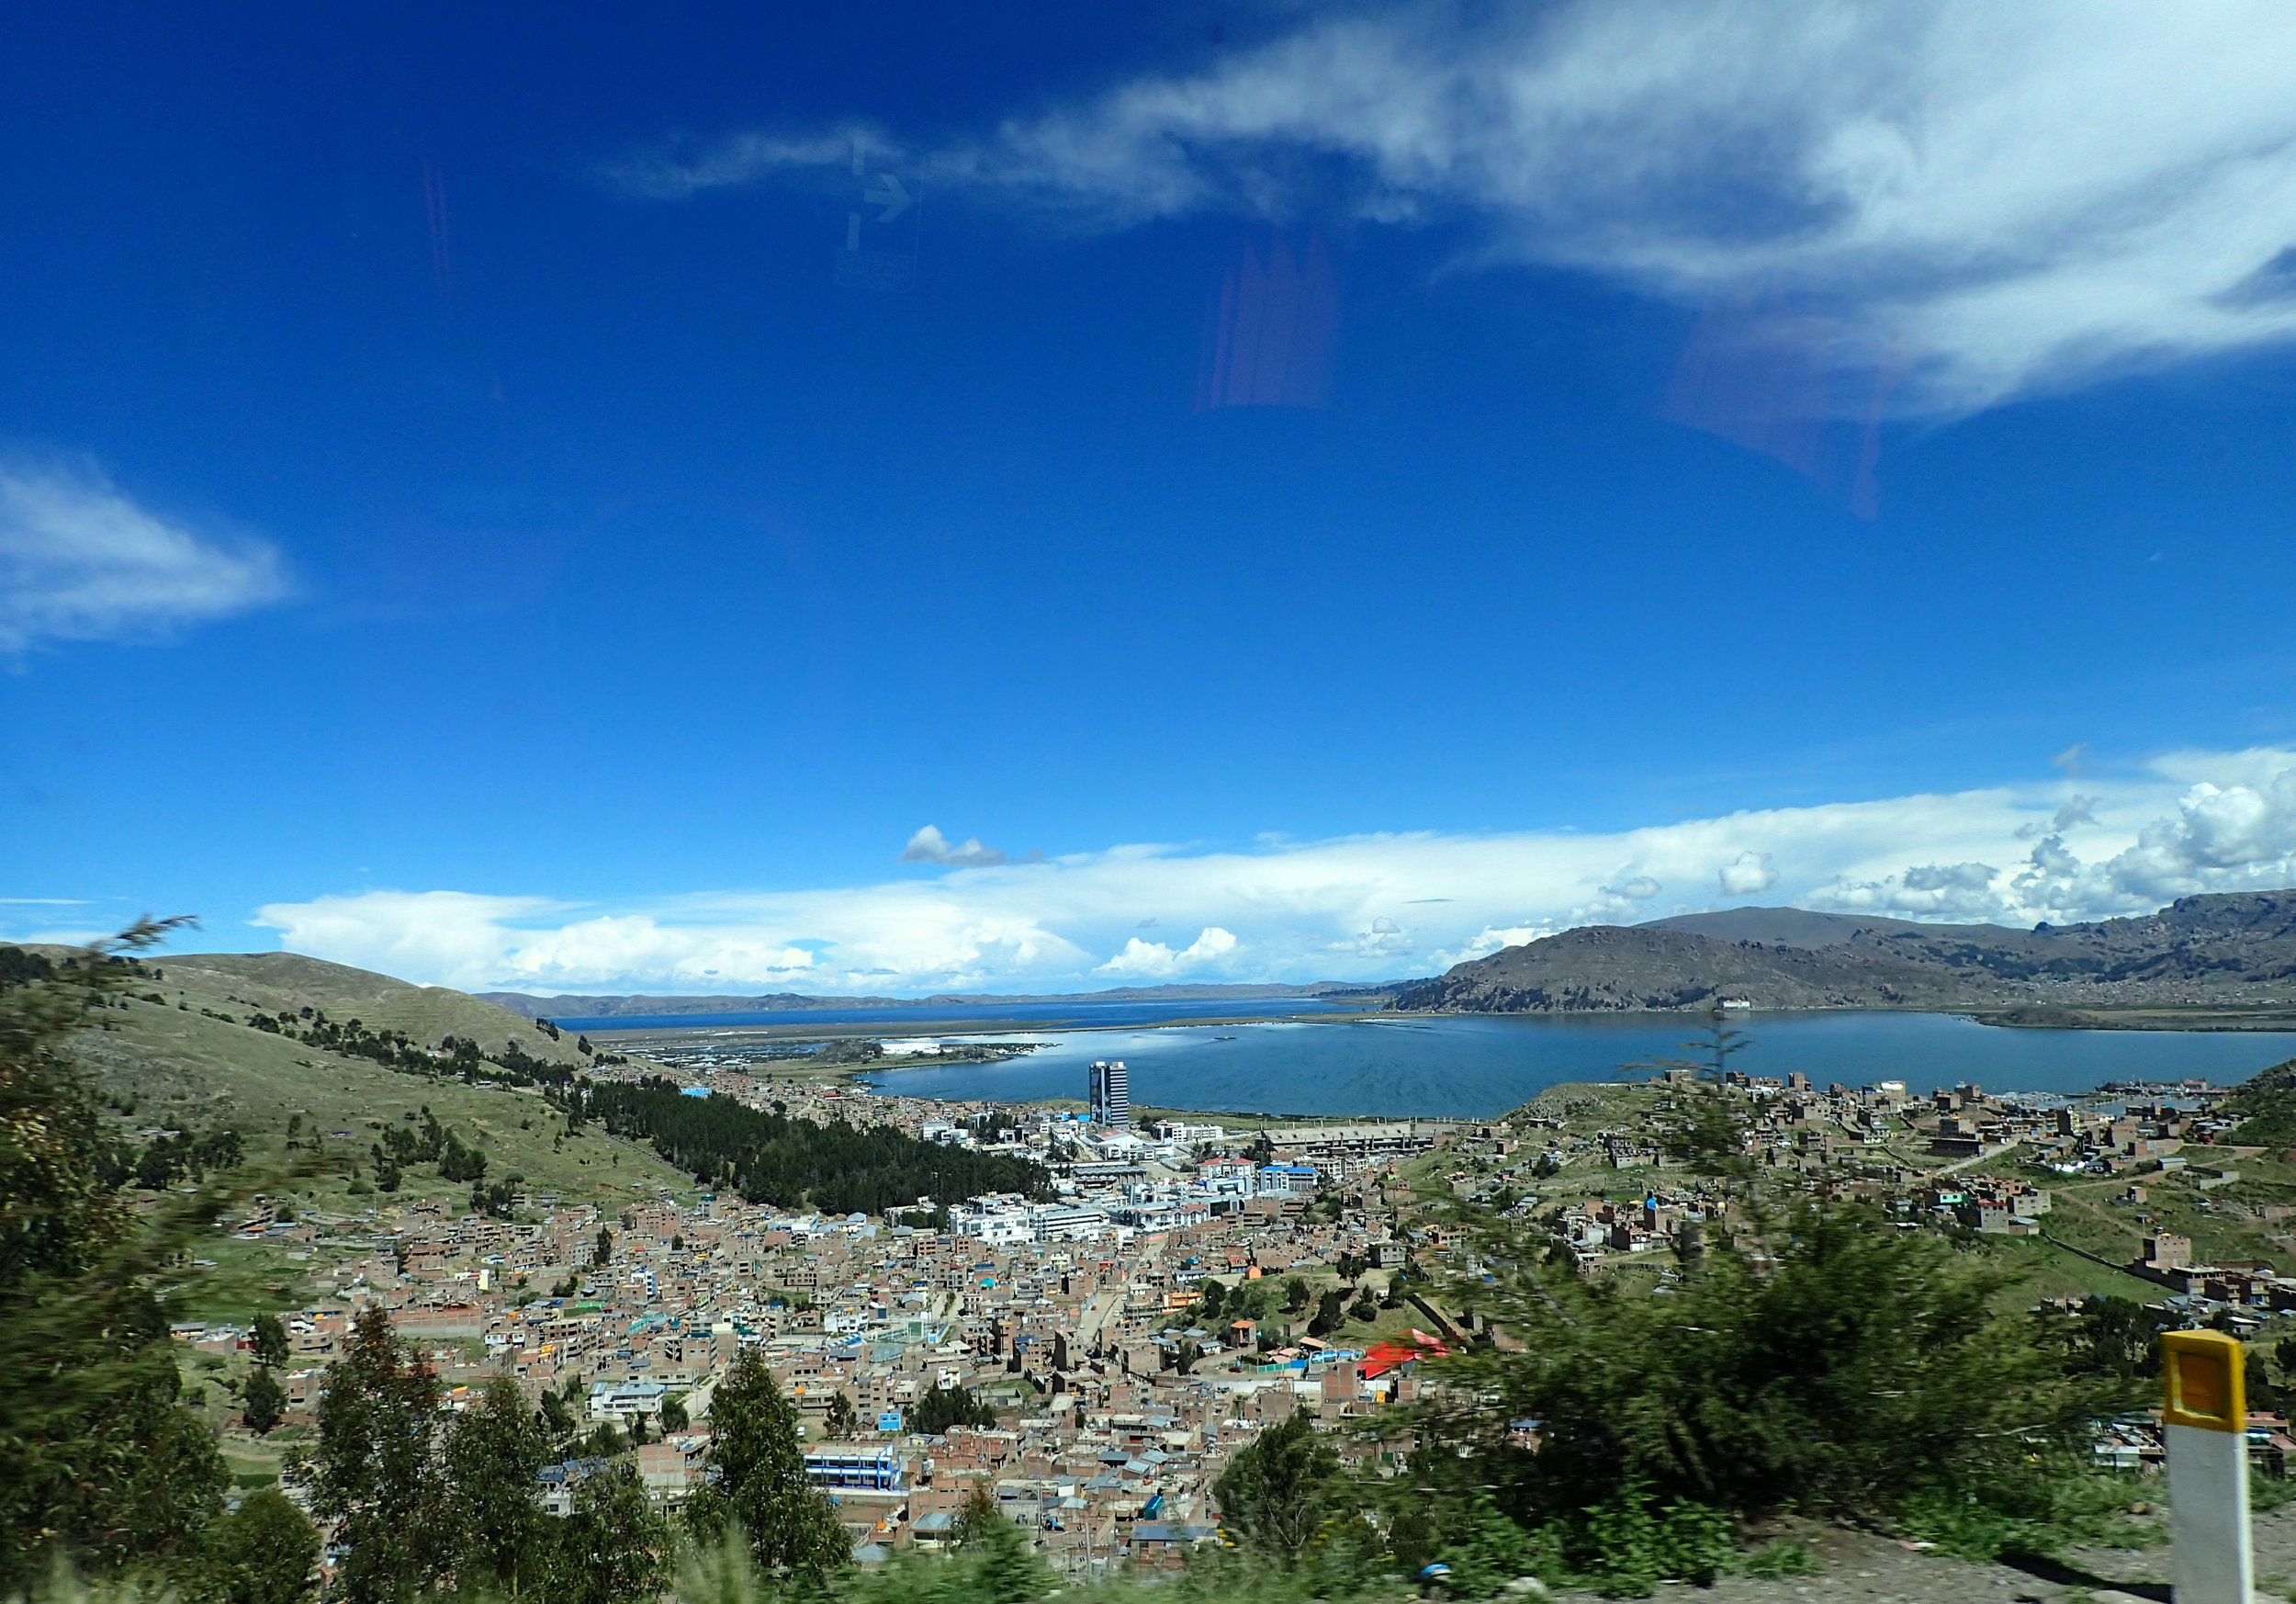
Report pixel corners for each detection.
[478,979,1398,1020]
[1387,892,2296,1018]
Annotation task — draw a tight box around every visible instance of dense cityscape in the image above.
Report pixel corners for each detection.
[149,1026,2296,1591]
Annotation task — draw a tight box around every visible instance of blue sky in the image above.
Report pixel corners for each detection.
[8,2,2296,993]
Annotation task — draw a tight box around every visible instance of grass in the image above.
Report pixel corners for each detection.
[1739,1540,1819,1579]
[166,1237,319,1323]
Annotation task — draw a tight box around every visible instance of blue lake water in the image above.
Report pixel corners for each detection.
[551,997,1351,1033]
[854,1011,2296,1118]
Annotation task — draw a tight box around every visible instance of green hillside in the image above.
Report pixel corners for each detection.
[46,948,694,1272]
[144,951,599,1066]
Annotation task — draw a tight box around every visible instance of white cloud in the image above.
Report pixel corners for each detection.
[1811,860,2005,919]
[250,747,2296,995]
[1425,923,1557,971]
[900,825,1007,868]
[1718,852,1778,896]
[634,2,2296,414]
[2094,772,2296,901]
[1605,876,1662,901]
[1096,925,1240,979]
[0,460,288,651]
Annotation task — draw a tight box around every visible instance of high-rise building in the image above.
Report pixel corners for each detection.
[1087,1059,1130,1128]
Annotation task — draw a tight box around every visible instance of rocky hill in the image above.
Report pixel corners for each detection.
[1389,890,2296,1015]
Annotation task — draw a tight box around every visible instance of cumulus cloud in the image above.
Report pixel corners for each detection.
[2094,772,2296,900]
[1605,876,1661,900]
[900,825,1007,867]
[1096,925,1240,979]
[248,748,2296,995]
[2016,795,2099,840]
[1718,852,1778,896]
[1812,860,2004,919]
[623,2,2296,415]
[0,460,288,651]
[256,885,1091,995]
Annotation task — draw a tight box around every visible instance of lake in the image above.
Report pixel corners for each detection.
[855,1011,2296,1118]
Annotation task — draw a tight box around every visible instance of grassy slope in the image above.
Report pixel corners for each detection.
[149,951,596,1066]
[62,954,693,1319]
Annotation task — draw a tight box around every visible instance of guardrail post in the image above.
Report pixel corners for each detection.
[2163,1327,2253,1604]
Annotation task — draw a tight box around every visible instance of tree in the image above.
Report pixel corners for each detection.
[1348,1293,1379,1325]
[1309,1288,1347,1337]
[208,1486,321,1604]
[0,920,232,1591]
[594,1226,613,1268]
[1413,1199,2142,1534]
[242,1366,287,1435]
[2065,1295,2159,1382]
[1283,1276,1310,1313]
[659,1391,690,1434]
[546,1463,670,1604]
[313,1307,456,1604]
[579,1422,628,1460]
[824,1391,859,1440]
[540,1388,579,1442]
[252,1312,291,1370]
[682,1349,849,1582]
[1649,1012,1762,1201]
[953,1485,1002,1547]
[968,1500,1052,1604]
[443,1377,551,1599]
[1213,1406,1341,1559]
[908,1383,997,1435]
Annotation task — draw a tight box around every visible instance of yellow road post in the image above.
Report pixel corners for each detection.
[2163,1328,2252,1604]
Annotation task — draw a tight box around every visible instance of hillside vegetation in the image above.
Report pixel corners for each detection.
[22,945,692,1278]
[152,953,596,1066]
[1391,890,2296,1016]
[576,1078,1052,1214]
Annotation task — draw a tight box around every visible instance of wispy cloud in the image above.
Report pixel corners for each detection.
[251,747,2296,995]
[603,130,863,201]
[0,459,288,652]
[625,2,2296,415]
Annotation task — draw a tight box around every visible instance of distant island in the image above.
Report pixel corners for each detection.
[1389,890,2296,1025]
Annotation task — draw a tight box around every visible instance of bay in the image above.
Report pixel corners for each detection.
[859,1011,2296,1118]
